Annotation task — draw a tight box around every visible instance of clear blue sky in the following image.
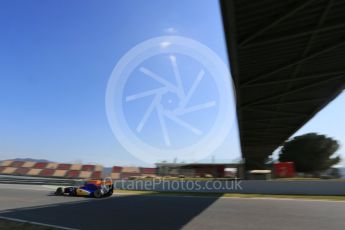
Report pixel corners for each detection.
[0,0,344,167]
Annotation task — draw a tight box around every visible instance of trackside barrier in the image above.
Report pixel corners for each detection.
[0,160,103,179]
[110,166,157,179]
[113,179,345,196]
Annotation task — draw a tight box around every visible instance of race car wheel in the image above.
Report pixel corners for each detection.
[55,187,64,196]
[69,188,77,196]
[104,189,113,197]
[94,189,103,198]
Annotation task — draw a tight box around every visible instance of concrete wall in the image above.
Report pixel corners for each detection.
[114,180,345,196]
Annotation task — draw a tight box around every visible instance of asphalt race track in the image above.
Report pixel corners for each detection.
[0,184,345,230]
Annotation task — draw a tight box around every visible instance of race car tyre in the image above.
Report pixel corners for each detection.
[55,187,64,196]
[94,189,103,198]
[69,188,77,196]
[105,189,113,197]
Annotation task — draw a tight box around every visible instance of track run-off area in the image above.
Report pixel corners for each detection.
[0,183,345,230]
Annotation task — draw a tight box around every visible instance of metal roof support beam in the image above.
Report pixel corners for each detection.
[259,1,335,149]
[242,40,345,86]
[243,74,345,107]
[239,0,315,47]
[242,70,345,88]
[241,22,345,49]
[243,132,288,136]
[244,122,296,128]
[243,127,289,131]
[243,132,287,136]
[242,107,307,116]
[276,0,333,106]
[245,117,299,122]
[221,0,345,169]
[252,98,327,107]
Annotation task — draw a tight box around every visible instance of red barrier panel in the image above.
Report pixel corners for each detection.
[14,167,30,175]
[91,171,101,179]
[140,167,156,174]
[40,169,55,177]
[0,161,103,179]
[66,170,80,178]
[34,162,48,169]
[11,161,25,168]
[82,165,95,171]
[57,164,72,170]
[112,166,123,173]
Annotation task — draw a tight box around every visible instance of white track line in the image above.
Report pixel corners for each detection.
[0,216,79,230]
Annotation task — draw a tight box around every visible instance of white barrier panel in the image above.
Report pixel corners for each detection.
[113,180,345,196]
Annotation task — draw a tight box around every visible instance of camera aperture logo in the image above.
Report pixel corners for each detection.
[106,36,235,164]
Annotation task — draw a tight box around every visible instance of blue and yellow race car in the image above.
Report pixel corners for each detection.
[55,179,114,198]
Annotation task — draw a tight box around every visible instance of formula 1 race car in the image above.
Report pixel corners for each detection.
[55,179,114,198]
